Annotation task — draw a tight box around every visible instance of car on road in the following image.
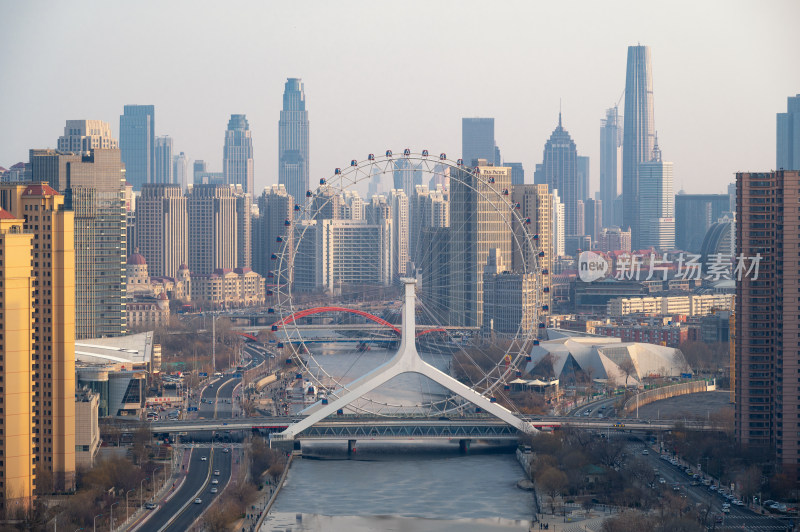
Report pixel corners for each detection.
[721,506,730,514]
[200,456,208,461]
[212,479,219,484]
[194,498,202,504]
[733,499,745,506]
[145,502,157,510]
[658,478,666,484]
[210,487,218,494]
[641,449,649,455]
[214,470,220,476]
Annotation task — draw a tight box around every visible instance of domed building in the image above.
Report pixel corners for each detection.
[127,248,151,295]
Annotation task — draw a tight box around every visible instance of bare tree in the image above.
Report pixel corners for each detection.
[537,466,568,514]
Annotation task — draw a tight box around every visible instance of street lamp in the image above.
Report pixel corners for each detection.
[153,468,161,494]
[140,478,149,507]
[126,489,136,522]
[93,514,103,532]
[110,501,119,532]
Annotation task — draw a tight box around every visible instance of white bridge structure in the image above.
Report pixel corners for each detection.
[270,278,536,444]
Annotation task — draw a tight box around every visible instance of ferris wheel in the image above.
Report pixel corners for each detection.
[271,150,546,418]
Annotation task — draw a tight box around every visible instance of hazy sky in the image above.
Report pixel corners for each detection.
[1,0,798,195]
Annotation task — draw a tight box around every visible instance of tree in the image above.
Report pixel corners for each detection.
[537,466,568,514]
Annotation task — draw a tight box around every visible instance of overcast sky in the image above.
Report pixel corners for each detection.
[1,0,798,195]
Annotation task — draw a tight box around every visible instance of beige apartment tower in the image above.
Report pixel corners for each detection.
[0,209,35,510]
[136,184,187,277]
[0,183,76,502]
[511,184,552,315]
[735,170,800,473]
[187,184,238,275]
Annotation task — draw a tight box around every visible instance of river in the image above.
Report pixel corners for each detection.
[261,338,534,532]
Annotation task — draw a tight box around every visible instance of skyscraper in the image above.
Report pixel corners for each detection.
[462,118,495,167]
[674,193,731,252]
[389,189,409,276]
[279,78,310,207]
[552,189,565,257]
[583,198,603,245]
[600,106,623,228]
[57,120,118,153]
[120,105,155,190]
[1,183,76,495]
[542,114,580,236]
[223,114,254,195]
[735,170,800,469]
[193,160,207,184]
[187,184,237,274]
[505,162,525,186]
[777,94,800,170]
[622,45,656,248]
[173,151,189,191]
[155,135,173,184]
[135,184,187,278]
[448,161,512,327]
[234,185,252,269]
[638,140,674,250]
[577,156,590,201]
[30,145,127,339]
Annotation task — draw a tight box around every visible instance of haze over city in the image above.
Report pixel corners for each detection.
[2,0,799,194]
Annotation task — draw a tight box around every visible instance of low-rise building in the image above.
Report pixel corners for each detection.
[127,294,170,329]
[191,267,266,309]
[75,390,100,467]
[607,293,734,317]
[594,323,688,348]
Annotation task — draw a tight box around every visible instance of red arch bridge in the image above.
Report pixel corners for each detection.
[234,306,460,341]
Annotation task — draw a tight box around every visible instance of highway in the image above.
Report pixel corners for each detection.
[158,447,233,532]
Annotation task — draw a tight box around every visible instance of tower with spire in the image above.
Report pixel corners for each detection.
[541,111,580,237]
[638,134,674,250]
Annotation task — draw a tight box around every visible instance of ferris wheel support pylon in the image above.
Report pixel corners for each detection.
[272,278,537,441]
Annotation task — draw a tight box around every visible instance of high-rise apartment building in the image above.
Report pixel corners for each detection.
[187,184,237,274]
[600,106,623,228]
[462,118,496,167]
[392,158,422,195]
[223,115,254,196]
[482,249,537,337]
[675,193,732,252]
[552,189,565,257]
[155,135,173,184]
[448,161,512,327]
[234,186,252,269]
[511,184,552,313]
[410,184,449,264]
[777,94,800,171]
[30,147,127,339]
[622,45,656,248]
[135,184,187,278]
[0,208,35,510]
[57,120,118,153]
[542,114,580,237]
[0,183,76,499]
[279,78,310,207]
[735,170,800,471]
[173,152,189,191]
[598,226,632,253]
[120,105,155,190]
[389,189,409,276]
[638,141,674,250]
[254,184,294,282]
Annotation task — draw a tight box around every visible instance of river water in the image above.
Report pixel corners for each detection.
[262,339,534,532]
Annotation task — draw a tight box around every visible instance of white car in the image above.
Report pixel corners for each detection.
[642,449,649,455]
[194,498,202,504]
[213,470,220,476]
[200,456,208,461]
[211,479,219,485]
[210,487,218,494]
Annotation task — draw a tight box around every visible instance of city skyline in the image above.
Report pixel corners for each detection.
[1,2,797,197]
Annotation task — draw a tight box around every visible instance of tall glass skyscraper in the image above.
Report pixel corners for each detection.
[155,135,173,184]
[600,106,622,228]
[279,78,309,208]
[462,118,496,167]
[622,45,656,248]
[777,94,800,170]
[542,113,580,237]
[120,105,155,190]
[223,114,255,195]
